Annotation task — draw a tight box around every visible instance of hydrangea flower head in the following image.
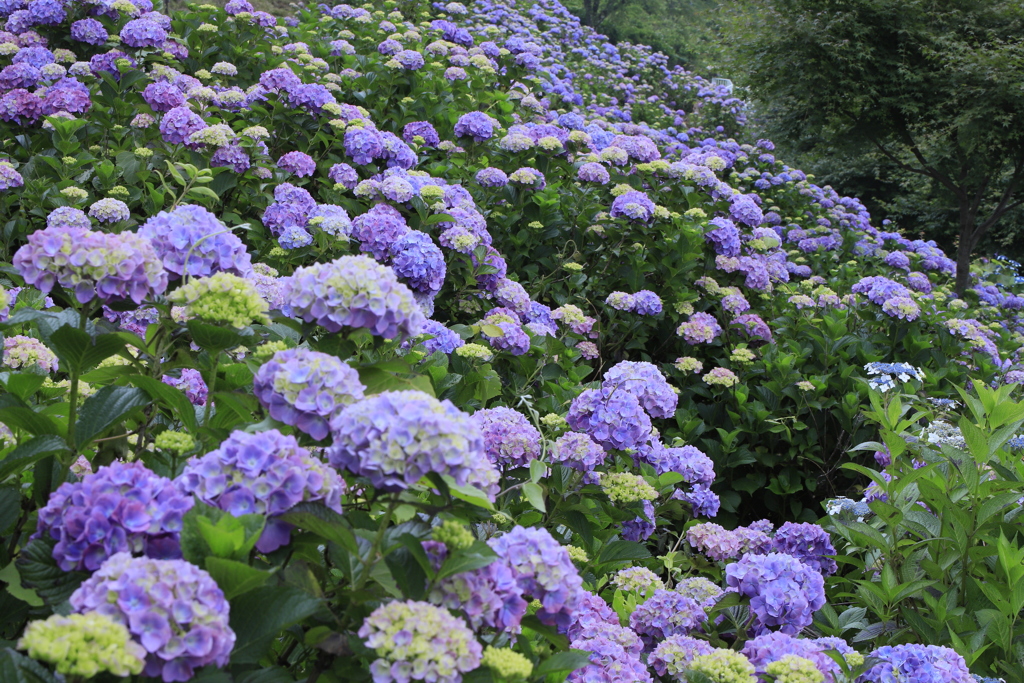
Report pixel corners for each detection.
[689,649,756,683]
[175,429,346,552]
[282,255,425,338]
[861,644,972,683]
[454,111,498,141]
[18,612,146,678]
[3,334,58,372]
[610,190,656,222]
[424,541,528,633]
[550,431,605,472]
[725,552,825,635]
[277,150,315,177]
[474,406,541,469]
[771,522,838,575]
[15,225,167,305]
[677,312,722,345]
[169,272,269,328]
[612,566,664,594]
[70,553,234,682]
[629,589,706,645]
[567,385,652,452]
[327,390,497,497]
[138,204,252,279]
[359,600,482,683]
[33,461,193,571]
[649,634,714,680]
[489,526,582,628]
[602,360,677,419]
[253,348,365,440]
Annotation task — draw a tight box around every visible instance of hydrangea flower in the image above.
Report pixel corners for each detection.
[120,18,167,48]
[277,150,315,177]
[489,526,582,628]
[628,589,705,645]
[87,198,130,223]
[568,625,652,683]
[18,612,146,678]
[252,348,365,440]
[610,190,656,222]
[359,600,482,683]
[70,553,234,682]
[612,567,664,594]
[159,106,207,146]
[3,334,57,372]
[677,312,722,344]
[34,461,193,572]
[168,272,269,329]
[0,160,24,188]
[162,368,208,405]
[416,319,465,355]
[328,390,498,496]
[175,429,346,552]
[632,290,662,315]
[351,203,410,260]
[474,406,541,469]
[454,111,498,141]
[688,522,772,562]
[567,386,652,452]
[861,644,972,683]
[741,632,841,682]
[282,255,425,338]
[602,360,678,419]
[649,634,715,680]
[138,204,251,279]
[391,231,446,295]
[725,552,825,635]
[771,522,838,576]
[550,431,606,472]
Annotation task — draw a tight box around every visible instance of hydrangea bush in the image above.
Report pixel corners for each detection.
[0,0,1021,679]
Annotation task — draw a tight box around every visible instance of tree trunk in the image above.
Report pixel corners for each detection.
[954,205,978,297]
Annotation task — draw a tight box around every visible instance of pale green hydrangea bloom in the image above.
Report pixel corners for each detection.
[18,612,146,677]
[601,472,658,504]
[169,272,269,329]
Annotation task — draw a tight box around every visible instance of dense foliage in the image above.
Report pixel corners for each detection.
[0,0,1022,680]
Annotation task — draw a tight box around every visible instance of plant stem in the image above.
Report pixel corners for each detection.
[355,497,398,592]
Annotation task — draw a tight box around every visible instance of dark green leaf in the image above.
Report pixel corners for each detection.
[278,502,359,553]
[0,435,67,481]
[597,540,651,565]
[0,407,62,437]
[0,648,62,683]
[228,585,322,664]
[128,374,199,432]
[180,502,265,564]
[74,386,149,449]
[534,650,593,677]
[204,557,271,600]
[15,537,88,607]
[45,325,125,374]
[187,320,246,352]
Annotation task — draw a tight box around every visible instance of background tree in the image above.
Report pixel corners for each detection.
[726,0,1024,293]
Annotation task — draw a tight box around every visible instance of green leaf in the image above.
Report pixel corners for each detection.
[522,481,546,512]
[15,536,88,607]
[0,373,45,402]
[436,542,498,581]
[204,557,271,600]
[45,325,125,374]
[441,476,495,510]
[74,386,149,449]
[277,501,359,553]
[0,648,62,683]
[533,650,593,677]
[0,406,62,437]
[0,561,42,607]
[180,502,265,563]
[480,324,504,338]
[187,320,247,353]
[0,485,19,533]
[359,366,435,397]
[597,540,650,565]
[0,435,68,481]
[228,585,322,664]
[128,374,199,432]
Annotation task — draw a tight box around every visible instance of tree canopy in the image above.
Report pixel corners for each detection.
[728,0,1024,293]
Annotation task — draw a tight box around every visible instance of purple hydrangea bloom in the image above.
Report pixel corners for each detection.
[277,150,315,177]
[632,290,662,315]
[0,63,40,89]
[678,312,722,345]
[13,45,53,67]
[471,246,508,291]
[258,66,301,91]
[352,203,410,261]
[567,386,652,452]
[725,552,826,635]
[46,206,90,229]
[851,275,911,305]
[454,111,499,141]
[344,126,384,165]
[0,88,43,124]
[621,499,656,542]
[285,83,336,113]
[162,368,207,405]
[771,522,838,576]
[688,522,772,562]
[120,18,167,48]
[550,431,606,472]
[70,17,107,45]
[649,634,715,678]
[474,406,541,469]
[730,193,763,227]
[629,589,706,645]
[88,198,130,223]
[493,278,531,316]
[577,162,610,184]
[14,226,167,305]
[417,320,464,355]
[568,625,653,683]
[138,204,251,279]
[861,644,972,683]
[252,348,365,440]
[159,105,206,146]
[33,461,193,572]
[475,166,508,188]
[390,231,446,295]
[141,81,186,112]
[602,360,678,419]
[175,429,347,552]
[610,190,656,222]
[733,313,773,342]
[224,0,252,12]
[0,161,24,189]
[328,162,359,189]
[281,255,425,338]
[381,176,414,202]
[402,120,440,147]
[210,144,250,173]
[26,0,64,24]
[42,77,91,115]
[394,49,424,69]
[741,631,842,682]
[706,217,741,257]
[642,442,714,484]
[674,485,721,518]
[564,592,622,644]
[328,390,499,496]
[489,526,582,628]
[69,553,235,682]
[423,540,528,632]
